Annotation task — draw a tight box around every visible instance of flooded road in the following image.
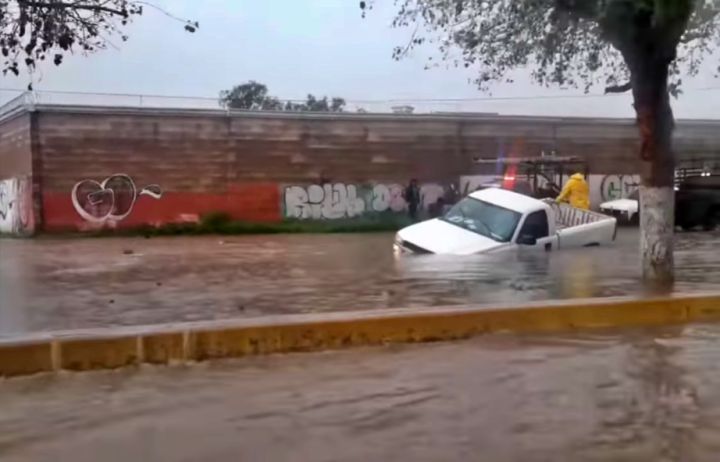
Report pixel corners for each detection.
[2,323,720,461]
[1,230,719,460]
[0,229,718,336]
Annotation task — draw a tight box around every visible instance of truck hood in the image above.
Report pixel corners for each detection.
[397,219,508,255]
[599,198,638,212]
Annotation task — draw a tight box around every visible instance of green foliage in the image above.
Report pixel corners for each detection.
[199,211,233,231]
[364,0,720,95]
[284,95,346,112]
[74,212,410,238]
[0,1,196,83]
[220,80,346,112]
[218,81,283,110]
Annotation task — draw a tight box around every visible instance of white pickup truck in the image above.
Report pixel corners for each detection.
[394,188,617,255]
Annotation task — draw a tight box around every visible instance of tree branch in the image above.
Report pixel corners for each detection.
[604,81,632,93]
[554,0,598,20]
[17,1,128,16]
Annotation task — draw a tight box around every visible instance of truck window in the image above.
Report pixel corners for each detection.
[519,210,549,239]
[442,197,521,242]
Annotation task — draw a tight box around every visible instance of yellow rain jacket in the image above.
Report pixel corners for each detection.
[556,173,590,210]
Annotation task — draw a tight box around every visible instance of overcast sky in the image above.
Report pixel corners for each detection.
[2,0,720,118]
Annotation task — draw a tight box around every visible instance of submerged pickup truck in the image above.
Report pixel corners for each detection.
[394,188,617,255]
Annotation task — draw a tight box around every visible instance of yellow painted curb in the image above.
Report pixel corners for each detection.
[0,293,719,378]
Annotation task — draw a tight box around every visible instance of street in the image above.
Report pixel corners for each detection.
[1,322,718,461]
[1,229,719,337]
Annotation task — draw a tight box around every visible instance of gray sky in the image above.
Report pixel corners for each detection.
[2,0,720,118]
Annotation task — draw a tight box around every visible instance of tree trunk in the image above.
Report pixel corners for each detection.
[631,61,676,286]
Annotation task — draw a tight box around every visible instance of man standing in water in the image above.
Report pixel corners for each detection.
[556,172,590,210]
[404,179,421,221]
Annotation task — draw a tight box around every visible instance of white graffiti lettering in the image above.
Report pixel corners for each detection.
[600,174,640,201]
[419,184,445,212]
[284,182,445,220]
[0,182,10,221]
[371,184,406,213]
[71,174,163,223]
[284,183,365,220]
[0,176,32,235]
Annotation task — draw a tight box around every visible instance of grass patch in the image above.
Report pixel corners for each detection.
[66,212,413,238]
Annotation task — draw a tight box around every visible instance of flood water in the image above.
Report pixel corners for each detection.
[0,229,718,336]
[1,230,719,461]
[2,323,720,461]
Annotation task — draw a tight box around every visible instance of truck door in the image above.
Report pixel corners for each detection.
[516,210,556,251]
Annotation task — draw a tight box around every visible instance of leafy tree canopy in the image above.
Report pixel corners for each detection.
[362,0,719,97]
[220,81,346,112]
[0,1,197,81]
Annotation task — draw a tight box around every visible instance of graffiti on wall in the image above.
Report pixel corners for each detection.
[71,174,163,223]
[284,182,445,220]
[0,183,10,221]
[0,177,33,234]
[600,174,640,201]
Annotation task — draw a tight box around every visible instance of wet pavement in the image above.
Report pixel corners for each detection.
[2,323,720,461]
[0,229,719,336]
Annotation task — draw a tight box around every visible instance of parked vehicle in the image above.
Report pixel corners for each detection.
[599,189,640,225]
[394,188,617,255]
[599,174,719,231]
[676,175,720,231]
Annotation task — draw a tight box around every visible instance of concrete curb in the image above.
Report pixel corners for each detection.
[1,293,719,378]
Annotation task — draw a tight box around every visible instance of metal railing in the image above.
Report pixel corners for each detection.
[543,199,609,227]
[0,88,637,118]
[2,88,720,123]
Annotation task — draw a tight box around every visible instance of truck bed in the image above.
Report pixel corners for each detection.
[552,203,612,229]
[542,200,617,247]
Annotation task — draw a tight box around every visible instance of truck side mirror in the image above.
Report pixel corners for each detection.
[517,234,537,246]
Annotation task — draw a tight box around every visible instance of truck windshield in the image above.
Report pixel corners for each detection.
[441,197,521,242]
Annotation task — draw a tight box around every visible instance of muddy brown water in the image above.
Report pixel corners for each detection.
[1,323,720,461]
[1,230,719,461]
[0,229,718,337]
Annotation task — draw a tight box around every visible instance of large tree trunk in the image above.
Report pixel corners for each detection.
[631,61,676,286]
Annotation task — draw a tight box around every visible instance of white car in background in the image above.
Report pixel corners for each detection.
[599,190,639,225]
[394,188,617,255]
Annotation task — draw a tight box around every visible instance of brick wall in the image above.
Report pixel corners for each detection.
[3,105,717,232]
[0,112,33,180]
[0,112,34,235]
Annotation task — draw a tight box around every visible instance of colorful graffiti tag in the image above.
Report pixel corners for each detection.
[0,176,33,235]
[71,174,163,223]
[283,182,445,220]
[0,182,10,222]
[600,174,640,201]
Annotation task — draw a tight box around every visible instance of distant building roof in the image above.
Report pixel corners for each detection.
[431,112,499,116]
[472,156,585,165]
[391,105,415,114]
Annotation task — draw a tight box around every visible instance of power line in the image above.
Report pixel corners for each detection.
[1,86,720,104]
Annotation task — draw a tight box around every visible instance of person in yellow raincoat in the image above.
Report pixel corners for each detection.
[556,172,590,210]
